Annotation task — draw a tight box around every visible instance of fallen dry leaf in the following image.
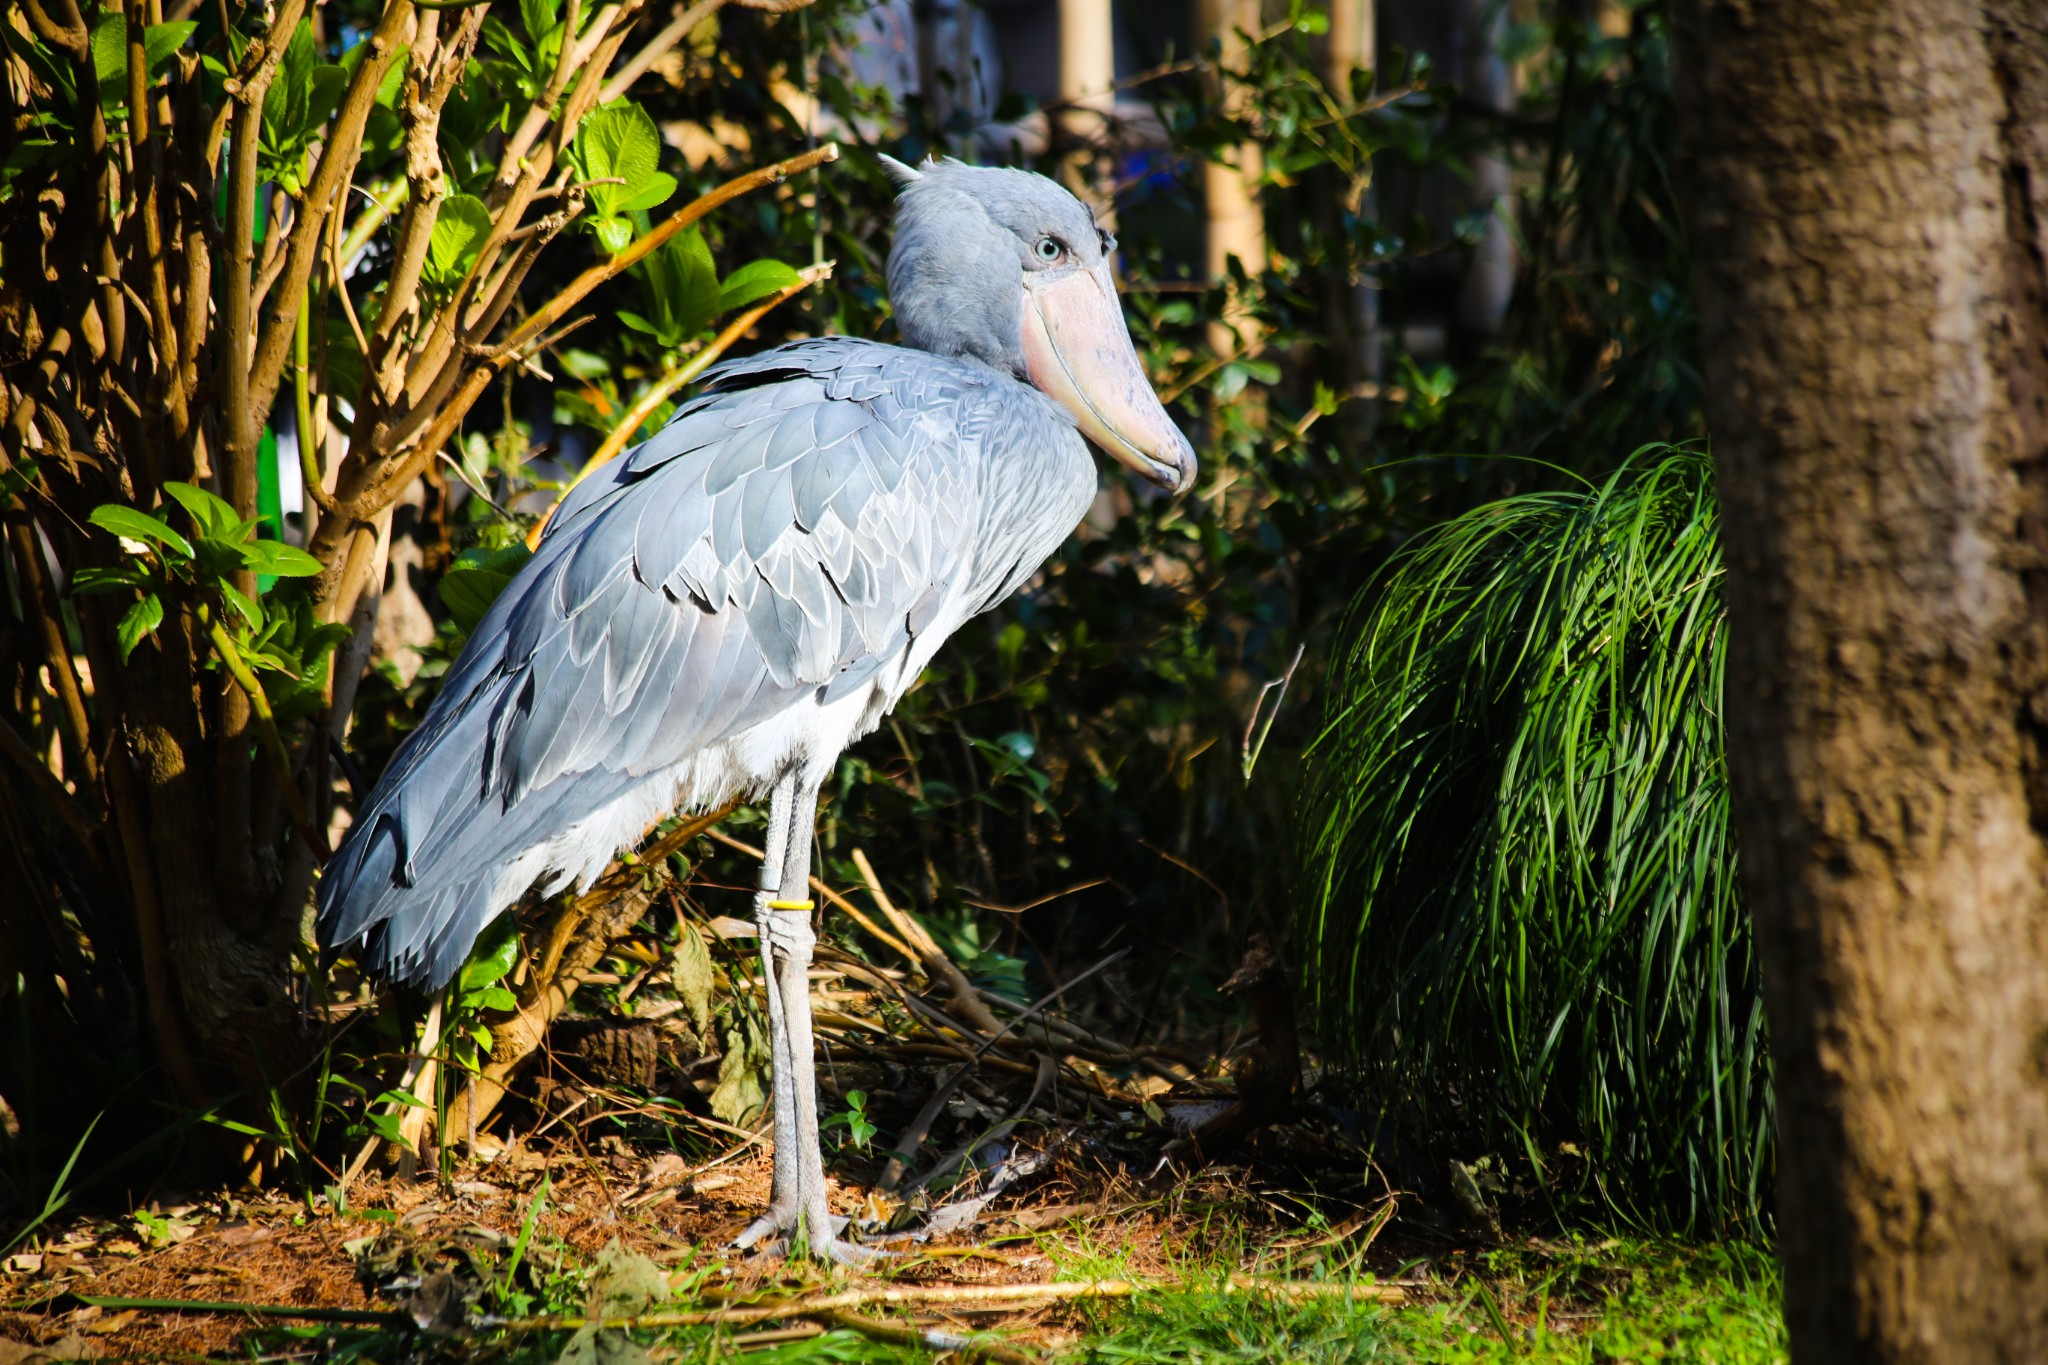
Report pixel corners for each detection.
[0,1332,101,1363]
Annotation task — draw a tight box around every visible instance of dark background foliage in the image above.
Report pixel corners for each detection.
[2,0,1717,1235]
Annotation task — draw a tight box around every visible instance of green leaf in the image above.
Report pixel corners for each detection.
[91,14,127,93]
[716,258,803,315]
[306,63,348,130]
[572,101,661,221]
[117,594,164,661]
[70,564,148,595]
[89,505,193,558]
[426,194,493,287]
[219,581,263,630]
[639,225,720,339]
[161,480,240,540]
[438,567,515,633]
[616,170,676,215]
[592,215,634,256]
[0,456,35,504]
[670,924,715,1037]
[476,986,518,1012]
[479,16,530,72]
[615,310,662,337]
[996,620,1027,675]
[143,22,197,72]
[519,0,562,47]
[262,21,318,152]
[376,45,411,105]
[239,539,324,577]
[460,916,521,990]
[456,542,535,576]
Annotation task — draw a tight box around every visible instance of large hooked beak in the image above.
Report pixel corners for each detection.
[1021,262,1197,494]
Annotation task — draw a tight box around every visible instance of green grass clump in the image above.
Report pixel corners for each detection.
[1075,1241,1785,1364]
[1298,447,1771,1233]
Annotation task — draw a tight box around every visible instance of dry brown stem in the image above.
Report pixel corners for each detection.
[852,846,1003,1035]
[514,1275,1404,1332]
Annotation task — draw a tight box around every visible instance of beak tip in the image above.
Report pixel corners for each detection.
[1150,437,1198,495]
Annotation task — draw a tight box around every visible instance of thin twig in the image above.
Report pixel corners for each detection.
[1240,643,1305,779]
[504,1275,1404,1332]
[72,1295,407,1326]
[707,829,921,965]
[811,1309,1036,1365]
[852,847,1002,1034]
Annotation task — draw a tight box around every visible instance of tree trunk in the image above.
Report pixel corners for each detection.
[1674,2,2048,1358]
[1200,0,1265,357]
[1453,0,1512,340]
[1055,0,1114,199]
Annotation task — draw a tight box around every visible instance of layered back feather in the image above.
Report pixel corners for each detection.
[317,340,1091,988]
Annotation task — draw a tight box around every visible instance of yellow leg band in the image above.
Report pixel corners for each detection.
[767,899,815,912]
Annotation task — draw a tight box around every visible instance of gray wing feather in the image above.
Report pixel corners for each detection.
[316,338,1073,991]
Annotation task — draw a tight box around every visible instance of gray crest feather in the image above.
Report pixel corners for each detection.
[877,152,925,186]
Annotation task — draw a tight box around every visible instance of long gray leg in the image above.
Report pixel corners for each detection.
[770,782,883,1263]
[734,773,802,1248]
[731,774,879,1263]
[769,784,836,1253]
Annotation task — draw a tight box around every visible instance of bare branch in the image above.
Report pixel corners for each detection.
[221,0,310,524]
[246,0,416,439]
[127,0,191,487]
[19,0,86,59]
[6,524,102,801]
[356,143,837,516]
[366,8,472,399]
[0,715,102,852]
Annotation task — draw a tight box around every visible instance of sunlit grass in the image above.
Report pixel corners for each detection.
[1299,448,1770,1234]
[1066,1238,1784,1364]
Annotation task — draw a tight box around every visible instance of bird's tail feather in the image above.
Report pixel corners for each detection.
[315,673,635,991]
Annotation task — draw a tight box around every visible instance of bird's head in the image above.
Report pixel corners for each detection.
[880,155,1197,495]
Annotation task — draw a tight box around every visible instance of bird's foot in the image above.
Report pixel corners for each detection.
[731,1203,889,1266]
[731,1201,802,1251]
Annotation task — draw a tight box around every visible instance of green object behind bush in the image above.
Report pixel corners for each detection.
[1299,447,1770,1234]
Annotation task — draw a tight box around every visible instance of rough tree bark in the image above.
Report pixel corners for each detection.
[1674,2,2048,1358]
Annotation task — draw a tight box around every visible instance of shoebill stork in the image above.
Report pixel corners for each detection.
[316,157,1195,1260]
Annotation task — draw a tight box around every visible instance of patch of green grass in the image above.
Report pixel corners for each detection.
[1072,1240,1785,1365]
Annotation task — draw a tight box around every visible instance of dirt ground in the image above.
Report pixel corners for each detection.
[1,1121,1419,1362]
